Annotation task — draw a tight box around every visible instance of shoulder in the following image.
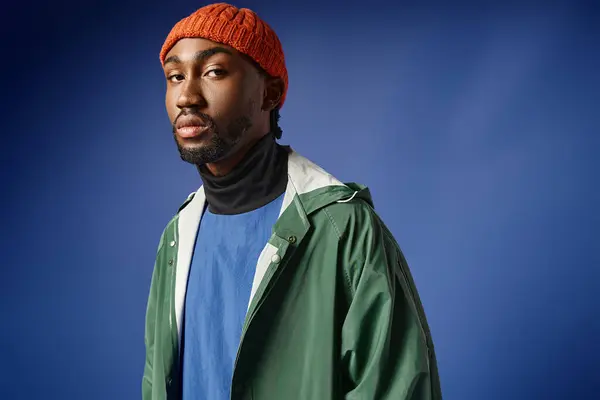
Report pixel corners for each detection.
[314,195,402,292]
[311,196,393,265]
[315,196,383,243]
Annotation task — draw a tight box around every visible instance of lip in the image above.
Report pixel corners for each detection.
[175,115,209,138]
[176,125,209,139]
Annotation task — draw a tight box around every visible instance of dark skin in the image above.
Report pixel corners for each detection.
[163,37,284,176]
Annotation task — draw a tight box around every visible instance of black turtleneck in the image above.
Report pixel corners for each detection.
[197,133,289,215]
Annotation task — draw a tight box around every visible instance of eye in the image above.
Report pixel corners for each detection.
[205,68,227,78]
[167,74,184,83]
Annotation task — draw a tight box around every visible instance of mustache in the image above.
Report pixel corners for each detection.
[172,109,216,131]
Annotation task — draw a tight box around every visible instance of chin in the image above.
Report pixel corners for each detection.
[177,144,226,166]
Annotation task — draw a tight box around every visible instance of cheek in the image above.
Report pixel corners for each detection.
[165,93,178,123]
[215,83,261,119]
[200,85,234,120]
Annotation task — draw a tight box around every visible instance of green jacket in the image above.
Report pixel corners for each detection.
[143,149,442,400]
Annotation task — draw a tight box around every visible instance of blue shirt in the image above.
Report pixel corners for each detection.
[182,194,284,400]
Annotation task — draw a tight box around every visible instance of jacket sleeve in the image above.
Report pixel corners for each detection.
[339,203,441,399]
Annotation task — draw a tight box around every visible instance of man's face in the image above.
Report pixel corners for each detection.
[163,38,267,166]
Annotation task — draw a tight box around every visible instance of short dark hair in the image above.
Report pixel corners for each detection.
[270,108,283,139]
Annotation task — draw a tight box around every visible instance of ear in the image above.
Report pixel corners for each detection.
[262,76,284,112]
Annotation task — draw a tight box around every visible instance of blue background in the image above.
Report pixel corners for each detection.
[1,0,598,399]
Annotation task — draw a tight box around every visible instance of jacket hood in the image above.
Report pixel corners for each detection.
[280,147,373,216]
[296,181,374,217]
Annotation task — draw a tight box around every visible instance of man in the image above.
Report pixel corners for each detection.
[143,3,442,400]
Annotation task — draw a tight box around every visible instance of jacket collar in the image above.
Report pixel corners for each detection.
[177,147,373,219]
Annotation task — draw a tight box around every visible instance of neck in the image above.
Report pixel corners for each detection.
[197,133,288,215]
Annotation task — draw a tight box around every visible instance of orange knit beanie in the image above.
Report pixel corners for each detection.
[160,3,288,108]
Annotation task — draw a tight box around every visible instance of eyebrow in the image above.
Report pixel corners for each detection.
[163,46,233,66]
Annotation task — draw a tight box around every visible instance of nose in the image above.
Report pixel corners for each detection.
[176,79,207,110]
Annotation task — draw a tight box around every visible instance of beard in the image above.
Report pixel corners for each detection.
[173,111,252,166]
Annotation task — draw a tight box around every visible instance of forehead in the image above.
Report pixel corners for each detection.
[164,37,239,65]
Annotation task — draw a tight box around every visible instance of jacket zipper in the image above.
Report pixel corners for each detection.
[169,226,178,334]
[230,244,291,396]
[231,270,268,374]
[230,286,262,398]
